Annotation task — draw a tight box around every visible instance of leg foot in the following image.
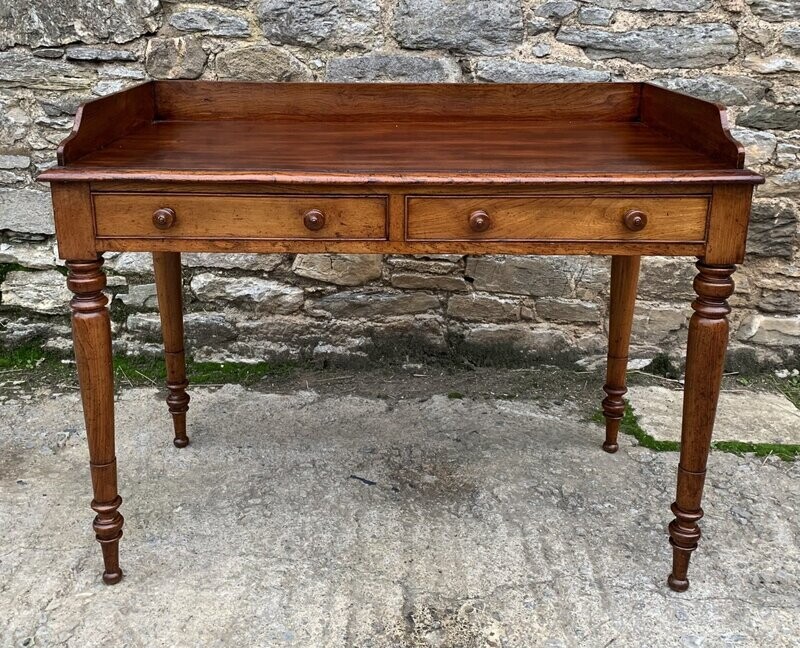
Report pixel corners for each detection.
[602,255,640,452]
[68,258,124,584]
[667,261,735,591]
[153,252,191,448]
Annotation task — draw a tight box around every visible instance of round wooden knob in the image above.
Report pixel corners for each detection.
[303,209,326,231]
[469,210,491,233]
[623,209,648,232]
[152,208,176,230]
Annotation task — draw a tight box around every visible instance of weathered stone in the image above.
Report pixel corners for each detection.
[0,0,161,48]
[447,293,520,321]
[527,18,556,35]
[0,189,55,234]
[0,51,94,90]
[116,283,158,309]
[104,253,153,275]
[652,76,768,106]
[776,140,800,167]
[629,385,800,444]
[731,127,777,164]
[65,47,138,62]
[556,24,738,69]
[535,298,600,323]
[463,324,570,355]
[170,9,251,37]
[183,253,284,272]
[185,312,239,344]
[387,258,462,275]
[292,254,383,286]
[475,60,610,83]
[32,48,65,59]
[1,270,70,315]
[0,240,57,269]
[327,54,461,82]
[782,26,800,50]
[465,256,571,298]
[738,105,800,131]
[738,314,800,346]
[759,287,800,313]
[633,304,688,343]
[0,155,30,169]
[190,273,304,314]
[583,0,710,8]
[145,37,207,80]
[744,54,800,73]
[215,44,312,81]
[747,202,798,258]
[637,257,696,301]
[531,43,551,58]
[257,0,382,49]
[390,273,468,292]
[577,6,614,25]
[306,290,439,318]
[763,169,800,197]
[393,0,523,56]
[534,1,578,19]
[747,0,800,22]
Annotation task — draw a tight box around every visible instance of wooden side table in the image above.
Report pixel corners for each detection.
[39,81,763,590]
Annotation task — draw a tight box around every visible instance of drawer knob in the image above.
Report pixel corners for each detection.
[152,208,176,230]
[623,209,648,232]
[303,209,326,231]
[469,210,491,233]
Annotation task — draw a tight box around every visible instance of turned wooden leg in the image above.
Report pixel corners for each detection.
[67,258,124,585]
[667,261,735,592]
[602,255,641,453]
[153,252,190,448]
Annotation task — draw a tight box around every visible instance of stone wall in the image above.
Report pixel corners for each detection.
[1,0,798,369]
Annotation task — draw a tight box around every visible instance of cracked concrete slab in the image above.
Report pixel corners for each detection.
[1,383,799,647]
[628,385,800,444]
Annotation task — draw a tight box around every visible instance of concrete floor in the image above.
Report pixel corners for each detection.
[1,379,799,647]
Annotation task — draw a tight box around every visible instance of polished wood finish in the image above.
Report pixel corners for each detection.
[67,258,123,585]
[93,193,388,241]
[405,196,708,242]
[39,82,764,590]
[668,261,736,592]
[602,256,641,453]
[153,252,190,448]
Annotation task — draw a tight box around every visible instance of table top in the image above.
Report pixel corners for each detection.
[40,81,762,186]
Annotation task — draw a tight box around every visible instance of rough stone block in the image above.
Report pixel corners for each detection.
[738,314,800,346]
[292,254,383,286]
[182,253,284,272]
[390,273,468,292]
[557,24,738,68]
[535,298,600,323]
[0,155,31,169]
[0,51,94,90]
[652,75,768,106]
[215,44,312,81]
[1,270,70,315]
[465,256,571,297]
[744,54,800,74]
[306,289,440,318]
[577,6,614,25]
[633,304,688,343]
[327,54,461,82]
[0,189,55,235]
[534,2,578,19]
[584,0,709,8]
[65,47,138,62]
[475,60,610,83]
[257,0,382,49]
[463,324,570,355]
[447,293,521,321]
[145,37,207,79]
[190,273,304,314]
[170,8,251,37]
[0,240,57,269]
[393,0,523,55]
[0,0,161,49]
[731,127,777,164]
[738,105,800,132]
[747,0,800,22]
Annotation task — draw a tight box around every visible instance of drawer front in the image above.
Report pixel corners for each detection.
[93,193,388,240]
[405,196,709,242]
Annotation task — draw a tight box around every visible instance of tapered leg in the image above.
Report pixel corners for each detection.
[667,261,735,592]
[601,255,641,453]
[153,252,190,448]
[67,258,124,585]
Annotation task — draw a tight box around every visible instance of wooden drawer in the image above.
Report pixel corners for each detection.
[405,196,709,242]
[93,193,388,240]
